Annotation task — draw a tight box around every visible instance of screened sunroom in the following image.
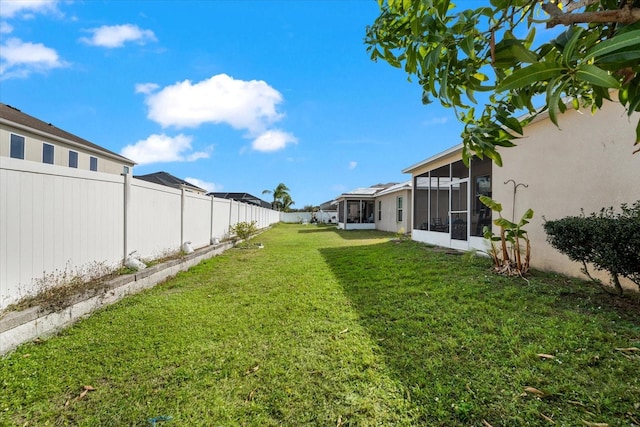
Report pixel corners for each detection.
[404,145,492,251]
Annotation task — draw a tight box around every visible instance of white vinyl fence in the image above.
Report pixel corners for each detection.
[279,211,337,224]
[0,157,279,310]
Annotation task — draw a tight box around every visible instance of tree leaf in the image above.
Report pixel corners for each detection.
[595,48,640,66]
[562,26,584,65]
[547,76,568,127]
[585,29,640,60]
[496,115,523,135]
[575,64,620,89]
[497,63,565,92]
[479,195,502,213]
[495,218,517,229]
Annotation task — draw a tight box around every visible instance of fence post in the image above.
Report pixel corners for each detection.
[123,172,131,264]
[180,187,185,246]
[210,195,214,244]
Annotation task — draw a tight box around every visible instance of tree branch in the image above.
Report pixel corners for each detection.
[561,0,600,13]
[545,5,640,28]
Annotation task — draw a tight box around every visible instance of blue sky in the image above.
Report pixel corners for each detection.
[0,0,468,208]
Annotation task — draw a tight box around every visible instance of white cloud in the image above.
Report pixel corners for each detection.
[120,133,210,165]
[348,161,357,170]
[0,37,67,79]
[80,24,157,48]
[184,177,222,193]
[0,22,14,34]
[0,0,60,19]
[251,129,297,152]
[135,82,159,94]
[142,74,284,133]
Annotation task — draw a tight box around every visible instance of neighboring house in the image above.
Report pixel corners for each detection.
[373,181,412,233]
[403,99,640,282]
[0,103,135,175]
[335,182,410,233]
[209,192,272,208]
[135,171,207,194]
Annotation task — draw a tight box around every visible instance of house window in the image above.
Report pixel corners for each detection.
[378,201,382,221]
[397,196,404,222]
[10,134,25,159]
[69,151,78,168]
[43,143,54,164]
[90,156,98,171]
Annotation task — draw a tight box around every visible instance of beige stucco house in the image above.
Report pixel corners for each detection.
[335,181,412,233]
[373,181,412,233]
[403,99,640,282]
[0,103,135,175]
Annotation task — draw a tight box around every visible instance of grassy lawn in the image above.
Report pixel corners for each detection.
[1,223,639,426]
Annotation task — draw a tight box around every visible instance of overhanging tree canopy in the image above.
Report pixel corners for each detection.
[365,0,640,165]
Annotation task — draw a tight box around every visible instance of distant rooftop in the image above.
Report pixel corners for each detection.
[210,192,272,208]
[337,182,399,199]
[135,171,206,193]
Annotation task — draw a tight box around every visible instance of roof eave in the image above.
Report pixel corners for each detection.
[0,117,136,166]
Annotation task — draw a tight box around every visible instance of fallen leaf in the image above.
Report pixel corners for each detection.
[245,365,259,375]
[537,353,556,359]
[337,415,343,427]
[22,354,31,358]
[581,421,609,427]
[482,420,494,427]
[615,347,639,353]
[524,386,545,397]
[73,385,96,402]
[245,389,256,402]
[540,412,555,424]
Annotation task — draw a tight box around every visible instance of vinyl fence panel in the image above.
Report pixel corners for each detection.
[0,158,124,308]
[0,159,280,311]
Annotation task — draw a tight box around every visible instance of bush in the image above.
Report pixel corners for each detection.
[230,221,258,243]
[543,201,640,295]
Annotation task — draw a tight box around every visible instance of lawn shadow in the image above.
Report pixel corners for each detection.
[318,240,640,425]
[303,228,396,241]
[318,241,475,421]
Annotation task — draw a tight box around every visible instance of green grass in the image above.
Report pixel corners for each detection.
[1,224,638,426]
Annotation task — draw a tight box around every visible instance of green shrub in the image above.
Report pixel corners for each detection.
[230,221,258,242]
[543,201,640,295]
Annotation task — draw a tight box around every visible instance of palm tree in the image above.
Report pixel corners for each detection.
[262,183,293,211]
[281,193,295,212]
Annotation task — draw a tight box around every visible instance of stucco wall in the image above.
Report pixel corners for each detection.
[376,189,412,233]
[493,100,640,282]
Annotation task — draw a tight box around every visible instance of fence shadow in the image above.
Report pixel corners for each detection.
[298,226,395,241]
